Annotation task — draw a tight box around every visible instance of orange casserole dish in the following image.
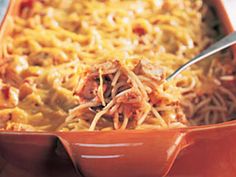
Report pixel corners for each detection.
[0,0,236,177]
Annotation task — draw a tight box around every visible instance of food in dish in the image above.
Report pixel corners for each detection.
[0,0,236,131]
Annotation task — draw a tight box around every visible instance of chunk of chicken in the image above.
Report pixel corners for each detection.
[74,61,118,103]
[5,56,29,86]
[134,60,165,83]
[116,89,144,119]
[0,82,19,108]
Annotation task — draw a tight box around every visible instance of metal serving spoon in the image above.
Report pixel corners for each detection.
[166,31,236,81]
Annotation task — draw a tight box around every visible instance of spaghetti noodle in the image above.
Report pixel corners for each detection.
[0,0,236,131]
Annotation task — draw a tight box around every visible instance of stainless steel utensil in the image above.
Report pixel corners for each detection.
[166,31,236,81]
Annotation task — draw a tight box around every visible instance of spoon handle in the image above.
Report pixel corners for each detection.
[166,31,236,81]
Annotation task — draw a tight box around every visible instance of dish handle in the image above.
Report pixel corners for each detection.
[56,130,190,177]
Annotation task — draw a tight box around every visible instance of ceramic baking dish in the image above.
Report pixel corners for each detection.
[0,0,236,177]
